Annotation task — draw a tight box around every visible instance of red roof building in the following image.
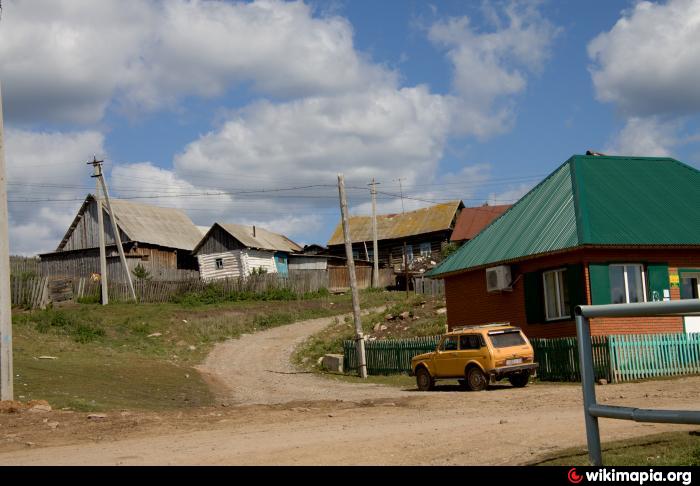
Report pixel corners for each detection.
[450,204,511,243]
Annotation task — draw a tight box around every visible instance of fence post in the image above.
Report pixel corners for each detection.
[575,313,603,466]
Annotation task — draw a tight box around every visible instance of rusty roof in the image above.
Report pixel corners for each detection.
[450,204,511,242]
[327,201,463,246]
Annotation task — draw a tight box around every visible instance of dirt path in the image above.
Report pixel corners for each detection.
[0,314,698,465]
[197,311,412,405]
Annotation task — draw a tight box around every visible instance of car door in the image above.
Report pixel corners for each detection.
[458,334,487,374]
[434,336,459,377]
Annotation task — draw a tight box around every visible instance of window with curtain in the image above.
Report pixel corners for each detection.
[610,264,647,304]
[542,268,570,320]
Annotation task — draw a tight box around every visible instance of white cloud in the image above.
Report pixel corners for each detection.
[0,0,394,123]
[5,129,105,254]
[604,117,680,157]
[487,182,532,206]
[429,1,558,137]
[588,0,700,117]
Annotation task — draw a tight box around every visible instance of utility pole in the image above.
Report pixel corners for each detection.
[394,177,410,296]
[338,174,367,379]
[370,179,379,288]
[91,158,137,302]
[89,158,109,305]
[0,83,13,400]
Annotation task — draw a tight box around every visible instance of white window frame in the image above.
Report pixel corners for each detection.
[420,242,431,257]
[215,258,224,270]
[610,264,647,304]
[543,268,568,321]
[405,245,414,263]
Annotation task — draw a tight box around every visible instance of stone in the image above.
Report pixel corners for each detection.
[436,307,447,315]
[384,314,394,321]
[87,413,107,420]
[188,345,196,351]
[399,311,410,320]
[28,403,52,413]
[379,325,388,331]
[597,379,608,385]
[47,421,59,429]
[321,354,344,373]
[373,323,381,331]
[499,419,508,424]
[147,333,162,338]
[317,356,324,366]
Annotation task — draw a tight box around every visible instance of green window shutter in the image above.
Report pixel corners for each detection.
[589,263,611,305]
[524,271,544,324]
[566,264,586,317]
[647,263,669,302]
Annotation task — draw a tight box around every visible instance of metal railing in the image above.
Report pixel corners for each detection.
[575,299,700,466]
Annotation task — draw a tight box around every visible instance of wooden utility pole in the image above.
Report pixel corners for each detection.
[89,158,109,305]
[370,179,379,288]
[92,158,137,302]
[0,83,13,400]
[395,177,410,296]
[338,174,367,378]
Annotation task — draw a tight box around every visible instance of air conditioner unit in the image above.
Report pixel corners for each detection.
[486,265,512,292]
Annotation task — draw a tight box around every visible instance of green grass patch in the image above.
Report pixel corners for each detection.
[11,289,404,411]
[534,431,700,466]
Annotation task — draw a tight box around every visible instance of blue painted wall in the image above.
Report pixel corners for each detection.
[274,252,289,275]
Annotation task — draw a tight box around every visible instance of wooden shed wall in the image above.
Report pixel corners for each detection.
[288,256,327,270]
[195,226,245,255]
[197,249,277,282]
[62,199,129,251]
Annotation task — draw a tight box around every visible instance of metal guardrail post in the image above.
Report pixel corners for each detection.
[574,299,700,466]
[575,313,603,466]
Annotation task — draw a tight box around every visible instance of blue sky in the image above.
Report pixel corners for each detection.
[2,0,700,254]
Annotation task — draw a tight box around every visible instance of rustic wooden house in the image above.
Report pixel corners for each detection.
[193,223,302,281]
[326,201,464,283]
[39,194,205,281]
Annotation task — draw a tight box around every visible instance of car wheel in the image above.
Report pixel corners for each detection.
[458,379,468,389]
[466,366,488,391]
[508,371,530,388]
[415,367,434,391]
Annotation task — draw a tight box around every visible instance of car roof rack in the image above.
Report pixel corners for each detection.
[450,322,512,332]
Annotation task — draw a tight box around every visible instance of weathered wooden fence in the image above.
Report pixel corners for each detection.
[328,266,372,291]
[10,276,48,308]
[531,336,611,382]
[10,256,41,277]
[609,333,700,382]
[413,276,445,296]
[343,335,440,375]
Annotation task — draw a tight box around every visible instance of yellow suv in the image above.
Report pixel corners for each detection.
[411,323,538,391]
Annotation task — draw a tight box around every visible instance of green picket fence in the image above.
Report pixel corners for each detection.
[530,336,611,382]
[609,333,700,382]
[343,336,441,375]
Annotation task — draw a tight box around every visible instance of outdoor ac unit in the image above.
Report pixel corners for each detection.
[486,265,512,292]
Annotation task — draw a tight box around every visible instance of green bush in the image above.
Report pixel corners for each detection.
[32,310,105,343]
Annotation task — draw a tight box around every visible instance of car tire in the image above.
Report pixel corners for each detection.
[415,367,434,391]
[509,371,530,388]
[458,379,468,389]
[465,366,488,392]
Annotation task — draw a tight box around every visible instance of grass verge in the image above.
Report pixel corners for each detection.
[533,431,700,466]
[11,290,404,411]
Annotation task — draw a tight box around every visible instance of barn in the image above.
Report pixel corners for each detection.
[193,223,302,281]
[39,194,205,281]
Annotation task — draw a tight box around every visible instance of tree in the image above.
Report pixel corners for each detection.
[132,263,152,281]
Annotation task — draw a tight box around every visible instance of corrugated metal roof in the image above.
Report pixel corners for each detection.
[217,223,302,253]
[327,201,463,246]
[427,155,700,278]
[106,198,205,251]
[450,204,511,242]
[57,194,204,251]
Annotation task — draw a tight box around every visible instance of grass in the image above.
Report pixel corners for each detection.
[534,431,700,466]
[293,293,446,372]
[11,289,404,412]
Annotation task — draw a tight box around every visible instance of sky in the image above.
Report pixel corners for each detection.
[1,0,700,255]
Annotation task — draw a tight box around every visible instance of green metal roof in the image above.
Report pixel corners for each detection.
[427,155,700,278]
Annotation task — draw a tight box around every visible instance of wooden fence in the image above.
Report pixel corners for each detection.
[343,336,440,375]
[10,276,48,309]
[413,276,444,296]
[609,333,700,382]
[531,336,611,382]
[10,256,42,277]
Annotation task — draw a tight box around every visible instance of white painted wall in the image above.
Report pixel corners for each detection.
[198,249,277,282]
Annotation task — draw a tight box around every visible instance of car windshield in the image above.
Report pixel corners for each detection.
[488,331,526,348]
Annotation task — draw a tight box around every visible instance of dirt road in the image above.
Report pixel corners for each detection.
[0,314,698,465]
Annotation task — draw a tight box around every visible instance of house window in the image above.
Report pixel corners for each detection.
[215,258,224,270]
[543,269,570,320]
[420,242,431,257]
[277,255,286,263]
[352,249,360,260]
[610,264,647,304]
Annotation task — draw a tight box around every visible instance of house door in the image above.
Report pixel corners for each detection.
[680,272,700,333]
[274,252,288,275]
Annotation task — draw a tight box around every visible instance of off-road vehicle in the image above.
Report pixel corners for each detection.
[410,323,538,391]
